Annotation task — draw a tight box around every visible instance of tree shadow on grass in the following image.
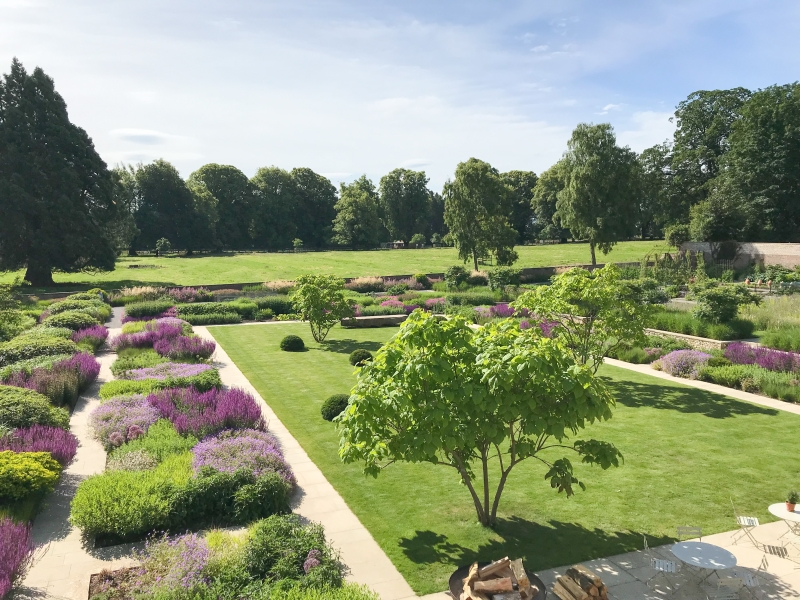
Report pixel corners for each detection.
[315,339,384,355]
[398,517,673,573]
[603,377,779,419]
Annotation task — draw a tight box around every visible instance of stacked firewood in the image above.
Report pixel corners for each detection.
[553,565,609,600]
[460,557,539,600]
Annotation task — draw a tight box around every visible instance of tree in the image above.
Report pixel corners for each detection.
[443,158,517,271]
[107,166,140,255]
[0,58,118,286]
[555,123,639,265]
[291,168,337,248]
[155,237,172,257]
[291,275,353,342]
[502,170,538,244]
[186,177,219,250]
[378,168,431,244]
[531,162,569,242]
[338,312,622,526]
[409,233,426,248]
[637,141,673,237]
[512,264,650,373]
[688,191,748,243]
[0,278,33,342]
[188,164,253,249]
[331,176,385,249]
[250,167,297,250]
[428,191,446,239]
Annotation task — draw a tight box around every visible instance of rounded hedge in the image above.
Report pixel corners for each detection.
[280,335,305,352]
[0,385,70,429]
[0,451,62,501]
[349,349,373,366]
[0,335,78,367]
[42,310,100,331]
[320,394,349,421]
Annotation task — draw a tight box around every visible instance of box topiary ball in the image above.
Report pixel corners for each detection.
[349,349,373,366]
[280,335,305,352]
[321,394,349,421]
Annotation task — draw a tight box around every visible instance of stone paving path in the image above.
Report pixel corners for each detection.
[194,326,419,600]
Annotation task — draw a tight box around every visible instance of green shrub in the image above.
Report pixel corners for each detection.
[110,348,169,377]
[176,302,225,316]
[612,347,653,364]
[345,277,385,294]
[698,364,800,402]
[693,284,759,323]
[444,265,470,289]
[348,349,373,366]
[110,419,198,462]
[99,369,221,399]
[66,292,107,302]
[647,308,754,340]
[48,299,111,321]
[42,310,100,331]
[759,327,800,352]
[0,385,70,429]
[413,274,431,290]
[0,310,35,342]
[280,335,305,352]
[226,299,260,320]
[256,308,274,321]
[357,305,406,317]
[0,353,73,380]
[182,313,243,326]
[0,451,62,501]
[386,282,409,296]
[125,300,175,318]
[466,272,488,287]
[259,584,380,600]
[487,267,520,291]
[706,356,732,368]
[320,394,349,421]
[254,297,295,316]
[445,291,499,306]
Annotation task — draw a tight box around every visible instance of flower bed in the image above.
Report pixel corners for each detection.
[652,350,712,379]
[0,425,78,467]
[0,517,34,599]
[724,342,800,372]
[118,362,215,381]
[192,428,294,483]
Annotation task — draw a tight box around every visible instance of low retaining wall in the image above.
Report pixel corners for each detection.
[644,328,758,351]
[681,242,800,270]
[340,314,408,328]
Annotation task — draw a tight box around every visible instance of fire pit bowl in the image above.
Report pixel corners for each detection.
[448,562,547,599]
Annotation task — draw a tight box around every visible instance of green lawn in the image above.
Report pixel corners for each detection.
[209,322,799,595]
[2,241,666,291]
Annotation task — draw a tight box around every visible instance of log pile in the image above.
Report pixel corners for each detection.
[460,557,539,600]
[552,565,609,600]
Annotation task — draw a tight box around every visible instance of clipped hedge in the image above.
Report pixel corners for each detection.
[125,300,175,318]
[42,310,100,331]
[47,299,111,321]
[181,313,242,326]
[98,368,222,400]
[0,386,70,429]
[321,394,349,421]
[348,349,373,366]
[254,297,295,316]
[0,335,77,366]
[444,291,499,306]
[647,309,755,340]
[0,450,62,501]
[280,335,305,352]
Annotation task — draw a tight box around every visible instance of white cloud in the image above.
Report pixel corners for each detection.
[617,111,675,152]
[532,45,549,52]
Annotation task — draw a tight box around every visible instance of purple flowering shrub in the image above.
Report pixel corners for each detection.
[424,297,446,312]
[490,303,516,318]
[153,336,216,361]
[0,425,78,467]
[520,318,558,337]
[111,320,183,351]
[379,299,404,309]
[121,306,178,324]
[89,395,160,451]
[148,386,266,437]
[192,429,294,484]
[119,362,214,381]
[653,349,712,379]
[0,517,35,599]
[131,533,209,595]
[303,549,322,574]
[57,353,101,389]
[724,342,800,373]
[166,287,213,304]
[72,325,109,352]
[2,352,99,407]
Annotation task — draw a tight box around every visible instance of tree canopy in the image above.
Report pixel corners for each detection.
[331,176,385,249]
[291,274,353,342]
[502,170,538,244]
[188,164,253,249]
[0,58,118,285]
[378,168,431,244]
[291,167,338,248]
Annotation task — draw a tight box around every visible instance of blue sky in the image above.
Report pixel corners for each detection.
[2,0,799,189]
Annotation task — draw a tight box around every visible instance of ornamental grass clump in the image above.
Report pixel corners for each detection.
[653,349,712,379]
[0,425,78,467]
[192,429,294,484]
[153,335,216,361]
[89,395,160,451]
[120,362,214,381]
[148,386,265,438]
[0,517,35,599]
[166,287,213,304]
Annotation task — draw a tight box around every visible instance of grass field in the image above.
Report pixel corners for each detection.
[210,322,799,595]
[1,241,667,291]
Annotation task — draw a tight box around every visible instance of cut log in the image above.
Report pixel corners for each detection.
[588,584,599,596]
[557,575,589,600]
[478,557,510,579]
[493,593,523,600]
[510,558,532,598]
[464,562,480,586]
[459,589,490,600]
[553,581,578,600]
[474,577,514,593]
[599,591,608,600]
[566,565,602,589]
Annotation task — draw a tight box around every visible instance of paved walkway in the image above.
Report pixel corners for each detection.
[195,327,418,600]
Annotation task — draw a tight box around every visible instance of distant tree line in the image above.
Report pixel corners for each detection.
[2,56,800,284]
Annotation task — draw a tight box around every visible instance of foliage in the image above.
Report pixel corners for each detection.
[693,284,759,323]
[72,325,109,353]
[647,308,754,340]
[98,368,222,399]
[0,517,35,598]
[444,265,470,289]
[90,395,160,451]
[111,319,185,351]
[291,275,353,342]
[444,291,498,306]
[110,419,197,463]
[0,450,62,501]
[502,170,538,244]
[106,449,159,472]
[166,287,213,303]
[0,425,77,467]
[111,348,168,377]
[664,224,690,248]
[182,312,242,325]
[191,429,294,483]
[698,364,800,402]
[759,327,800,353]
[126,300,175,318]
[41,309,100,331]
[154,335,216,361]
[443,158,517,270]
[338,313,621,526]
[345,277,385,293]
[0,331,77,367]
[513,264,650,373]
[651,350,711,379]
[723,342,800,373]
[378,168,432,243]
[331,176,385,249]
[320,394,349,422]
[348,349,372,366]
[47,298,111,319]
[0,385,69,429]
[487,267,520,291]
[3,352,99,408]
[280,335,305,352]
[531,161,569,242]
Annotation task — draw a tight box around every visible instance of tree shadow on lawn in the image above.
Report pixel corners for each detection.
[398,517,672,572]
[314,339,384,355]
[604,377,779,419]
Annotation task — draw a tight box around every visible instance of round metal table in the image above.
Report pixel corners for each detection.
[769,502,800,538]
[671,541,737,584]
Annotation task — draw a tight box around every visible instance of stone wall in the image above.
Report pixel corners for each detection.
[681,242,800,269]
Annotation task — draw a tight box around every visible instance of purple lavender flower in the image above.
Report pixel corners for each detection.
[55,353,101,389]
[2,353,99,405]
[89,395,160,451]
[490,303,516,318]
[303,549,322,574]
[0,425,78,467]
[111,320,184,351]
[424,297,446,311]
[121,307,178,324]
[133,533,209,593]
[380,299,404,308]
[724,342,756,365]
[725,342,800,372]
[191,428,294,484]
[0,517,34,598]
[72,325,109,347]
[166,287,212,304]
[148,387,266,438]
[153,336,216,361]
[520,319,531,330]
[656,350,712,379]
[474,306,493,320]
[120,362,214,381]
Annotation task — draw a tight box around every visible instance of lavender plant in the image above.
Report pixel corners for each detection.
[192,428,294,484]
[119,362,214,381]
[653,349,712,379]
[0,424,78,467]
[89,395,160,451]
[0,517,35,599]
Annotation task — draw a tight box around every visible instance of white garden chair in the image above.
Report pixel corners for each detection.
[643,535,681,594]
[677,525,703,541]
[735,555,767,599]
[706,578,742,600]
[730,498,760,545]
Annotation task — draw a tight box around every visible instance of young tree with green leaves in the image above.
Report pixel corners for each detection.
[555,124,639,265]
[378,168,431,244]
[531,161,569,242]
[501,170,538,244]
[637,141,673,238]
[512,264,650,373]
[0,59,118,286]
[338,313,622,527]
[443,158,517,270]
[291,275,354,342]
[331,176,385,249]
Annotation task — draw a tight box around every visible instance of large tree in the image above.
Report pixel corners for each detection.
[428,191,446,240]
[502,170,538,244]
[338,312,622,527]
[250,167,297,250]
[290,168,337,248]
[555,123,639,265]
[443,158,517,270]
[188,164,253,249]
[637,141,673,238]
[0,59,118,286]
[531,161,569,242]
[331,176,384,249]
[378,168,431,244]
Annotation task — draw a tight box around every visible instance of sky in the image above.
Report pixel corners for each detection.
[2,0,799,189]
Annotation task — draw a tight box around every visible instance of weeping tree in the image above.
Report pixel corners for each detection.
[338,312,622,527]
[0,58,118,286]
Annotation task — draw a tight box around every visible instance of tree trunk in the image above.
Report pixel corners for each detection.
[590,242,597,266]
[472,249,479,272]
[24,262,54,287]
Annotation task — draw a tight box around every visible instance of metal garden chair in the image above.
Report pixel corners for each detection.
[677,525,703,541]
[735,555,768,599]
[730,498,760,545]
[643,535,681,594]
[706,578,741,600]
